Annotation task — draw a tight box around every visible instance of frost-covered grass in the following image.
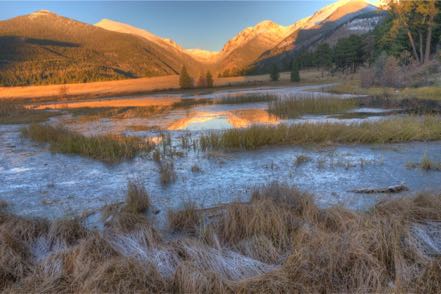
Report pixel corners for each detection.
[1,182,441,293]
[199,116,441,151]
[21,124,154,163]
[268,96,358,118]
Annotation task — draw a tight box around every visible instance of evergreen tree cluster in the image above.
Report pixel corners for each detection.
[292,35,367,74]
[179,66,213,89]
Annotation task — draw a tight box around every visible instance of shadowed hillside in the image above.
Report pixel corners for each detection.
[0,10,201,86]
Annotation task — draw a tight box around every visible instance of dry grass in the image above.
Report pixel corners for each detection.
[21,124,154,163]
[47,218,88,247]
[0,200,7,211]
[200,116,441,151]
[171,94,277,109]
[81,257,167,293]
[71,105,169,122]
[160,161,177,186]
[268,96,358,119]
[191,164,202,173]
[124,181,150,214]
[294,154,311,166]
[172,98,212,108]
[330,79,441,102]
[2,182,441,293]
[0,100,56,124]
[216,94,277,105]
[168,202,201,234]
[407,154,441,171]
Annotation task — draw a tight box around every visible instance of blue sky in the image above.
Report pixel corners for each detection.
[1,1,335,51]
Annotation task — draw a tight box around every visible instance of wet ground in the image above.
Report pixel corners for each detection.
[1,84,440,221]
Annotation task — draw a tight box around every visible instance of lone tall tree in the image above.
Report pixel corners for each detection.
[206,71,214,88]
[270,65,280,81]
[290,60,300,82]
[179,66,194,89]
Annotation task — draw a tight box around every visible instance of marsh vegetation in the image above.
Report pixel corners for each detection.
[21,124,155,163]
[0,100,57,124]
[199,116,441,151]
[268,96,358,118]
[407,154,441,171]
[1,181,441,293]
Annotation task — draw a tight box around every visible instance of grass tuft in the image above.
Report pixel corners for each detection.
[160,161,177,186]
[0,101,56,124]
[168,202,201,234]
[407,154,441,171]
[124,181,150,214]
[294,154,311,166]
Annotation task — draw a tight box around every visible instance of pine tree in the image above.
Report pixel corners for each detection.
[290,60,300,82]
[315,43,333,76]
[179,65,194,89]
[197,72,206,88]
[206,71,214,88]
[270,65,280,81]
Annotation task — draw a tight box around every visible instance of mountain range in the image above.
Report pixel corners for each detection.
[0,0,383,86]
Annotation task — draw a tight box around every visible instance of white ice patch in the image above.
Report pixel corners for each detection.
[105,229,278,281]
[6,167,32,174]
[410,221,441,256]
[105,230,180,278]
[179,241,278,280]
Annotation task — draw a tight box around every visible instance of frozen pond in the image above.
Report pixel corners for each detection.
[2,83,440,221]
[1,123,440,220]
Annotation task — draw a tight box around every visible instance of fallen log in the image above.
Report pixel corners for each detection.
[350,184,409,194]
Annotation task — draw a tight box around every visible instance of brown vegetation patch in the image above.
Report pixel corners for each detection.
[124,181,150,214]
[168,203,201,234]
[0,100,56,124]
[21,123,155,163]
[2,182,441,292]
[200,116,441,151]
[81,257,166,293]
